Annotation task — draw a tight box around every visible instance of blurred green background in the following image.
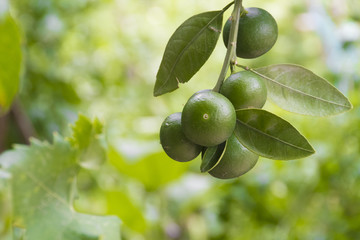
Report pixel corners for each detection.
[1,0,360,239]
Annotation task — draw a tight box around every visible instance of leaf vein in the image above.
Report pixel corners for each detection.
[25,171,69,207]
[252,68,351,109]
[156,11,223,92]
[236,120,314,153]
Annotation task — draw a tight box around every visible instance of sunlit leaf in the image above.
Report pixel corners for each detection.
[235,109,315,160]
[68,115,103,149]
[108,148,189,191]
[0,14,22,114]
[106,191,147,233]
[68,115,105,169]
[254,64,352,116]
[154,11,223,96]
[0,116,120,240]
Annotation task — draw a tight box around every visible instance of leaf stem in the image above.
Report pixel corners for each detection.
[213,0,243,92]
[235,63,249,70]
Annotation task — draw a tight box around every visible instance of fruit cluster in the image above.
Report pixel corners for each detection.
[160,7,276,179]
[156,2,352,179]
[160,72,268,179]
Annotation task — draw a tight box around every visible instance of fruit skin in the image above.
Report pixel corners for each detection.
[209,133,258,179]
[160,112,202,162]
[220,71,267,109]
[181,90,236,147]
[223,7,278,59]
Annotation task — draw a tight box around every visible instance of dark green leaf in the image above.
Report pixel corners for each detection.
[200,142,226,172]
[0,14,22,114]
[154,11,223,96]
[235,109,315,160]
[255,64,352,116]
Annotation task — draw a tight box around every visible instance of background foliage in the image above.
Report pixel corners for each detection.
[0,0,359,239]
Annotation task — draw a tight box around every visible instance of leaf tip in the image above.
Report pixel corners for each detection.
[153,88,166,97]
[153,89,161,97]
[303,142,316,158]
[309,146,316,154]
[153,83,179,97]
[200,167,207,173]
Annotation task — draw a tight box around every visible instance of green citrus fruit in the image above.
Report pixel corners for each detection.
[181,90,236,147]
[209,133,259,179]
[220,71,267,109]
[160,112,202,162]
[223,7,278,59]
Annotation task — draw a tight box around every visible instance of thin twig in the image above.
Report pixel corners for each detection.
[11,99,37,144]
[213,0,243,92]
[0,112,9,153]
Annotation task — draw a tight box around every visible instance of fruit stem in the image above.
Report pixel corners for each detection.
[236,63,272,81]
[236,63,250,71]
[213,0,243,92]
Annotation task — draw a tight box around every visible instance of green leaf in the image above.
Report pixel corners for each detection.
[154,11,223,96]
[68,115,106,169]
[106,191,147,233]
[254,64,352,116]
[0,14,22,114]
[235,109,315,160]
[68,115,103,149]
[108,148,189,191]
[200,142,226,173]
[0,116,120,240]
